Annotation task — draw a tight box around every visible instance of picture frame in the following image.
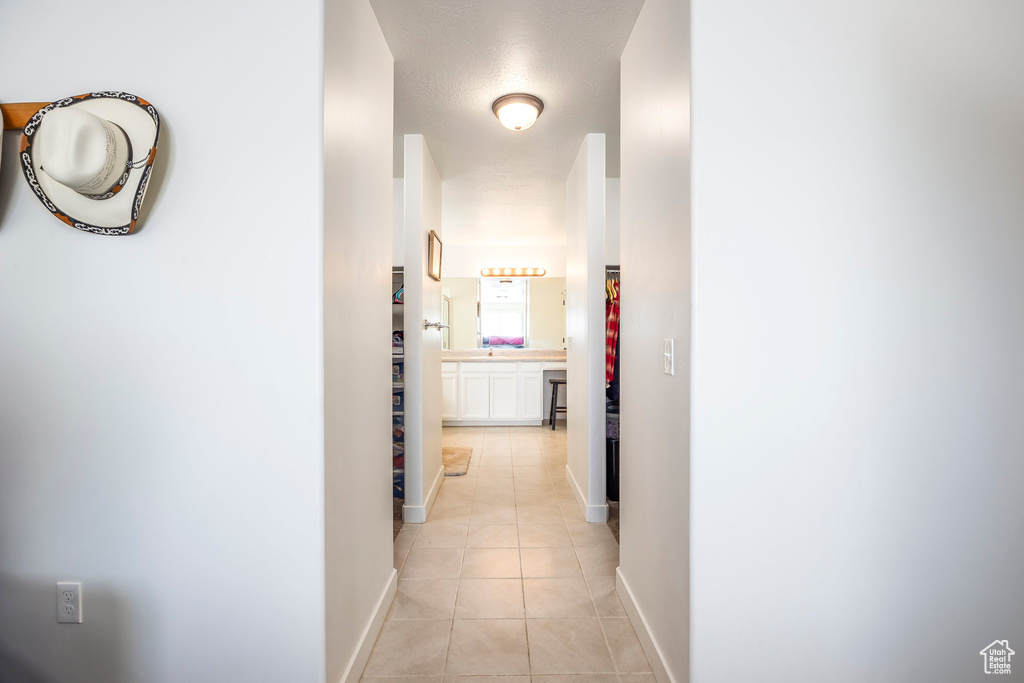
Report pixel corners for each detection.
[428,230,443,281]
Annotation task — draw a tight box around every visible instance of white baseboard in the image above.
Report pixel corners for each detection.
[338,568,397,683]
[403,465,444,523]
[616,568,677,683]
[442,419,543,426]
[565,464,609,523]
[425,463,444,515]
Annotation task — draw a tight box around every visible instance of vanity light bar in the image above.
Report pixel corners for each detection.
[480,267,547,277]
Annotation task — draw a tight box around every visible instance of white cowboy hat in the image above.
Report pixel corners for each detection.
[20,92,160,235]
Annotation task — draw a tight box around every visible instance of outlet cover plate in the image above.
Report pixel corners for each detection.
[57,581,82,624]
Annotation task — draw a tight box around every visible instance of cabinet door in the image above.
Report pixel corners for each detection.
[441,371,459,419]
[519,371,543,419]
[460,373,490,419]
[489,374,519,419]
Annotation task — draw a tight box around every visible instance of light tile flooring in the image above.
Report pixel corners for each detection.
[362,425,652,683]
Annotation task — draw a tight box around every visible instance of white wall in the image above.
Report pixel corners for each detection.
[392,178,405,268]
[565,134,608,523]
[443,243,567,278]
[691,2,1024,682]
[606,179,621,266]
[0,2,325,681]
[402,135,444,523]
[323,1,395,681]
[618,1,690,680]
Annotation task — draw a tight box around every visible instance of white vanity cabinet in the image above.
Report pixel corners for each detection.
[441,362,460,419]
[518,368,544,420]
[459,366,492,419]
[487,365,519,419]
[442,360,564,425]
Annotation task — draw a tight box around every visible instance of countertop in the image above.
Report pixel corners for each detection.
[442,350,567,363]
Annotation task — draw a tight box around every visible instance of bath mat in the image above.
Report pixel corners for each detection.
[442,446,473,476]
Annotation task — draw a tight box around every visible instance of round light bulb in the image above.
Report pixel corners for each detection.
[497,103,538,131]
[492,94,544,132]
[503,268,511,275]
[481,268,490,276]
[525,268,534,275]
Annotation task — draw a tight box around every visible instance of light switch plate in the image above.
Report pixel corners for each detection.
[664,339,674,375]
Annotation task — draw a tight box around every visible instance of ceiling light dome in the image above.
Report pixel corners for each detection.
[492,93,544,132]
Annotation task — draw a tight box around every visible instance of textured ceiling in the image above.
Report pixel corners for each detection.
[370,0,644,246]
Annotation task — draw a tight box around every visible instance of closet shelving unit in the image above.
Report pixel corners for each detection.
[392,267,405,499]
[606,265,621,502]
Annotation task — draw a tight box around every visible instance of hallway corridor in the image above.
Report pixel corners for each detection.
[362,425,652,681]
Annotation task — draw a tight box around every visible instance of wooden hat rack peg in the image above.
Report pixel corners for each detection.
[2,103,50,130]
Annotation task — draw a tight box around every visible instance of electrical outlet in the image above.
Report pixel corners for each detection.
[57,582,82,624]
[664,339,674,375]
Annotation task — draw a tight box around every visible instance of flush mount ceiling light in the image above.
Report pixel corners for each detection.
[481,267,547,277]
[491,93,544,132]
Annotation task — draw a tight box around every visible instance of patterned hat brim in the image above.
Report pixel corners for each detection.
[20,92,160,236]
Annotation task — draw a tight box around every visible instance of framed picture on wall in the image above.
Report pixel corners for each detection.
[428,230,442,281]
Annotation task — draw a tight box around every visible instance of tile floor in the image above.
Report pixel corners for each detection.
[362,425,652,683]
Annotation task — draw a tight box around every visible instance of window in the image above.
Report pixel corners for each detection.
[479,278,527,348]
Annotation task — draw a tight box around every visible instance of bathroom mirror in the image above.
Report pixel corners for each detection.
[441,276,566,350]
